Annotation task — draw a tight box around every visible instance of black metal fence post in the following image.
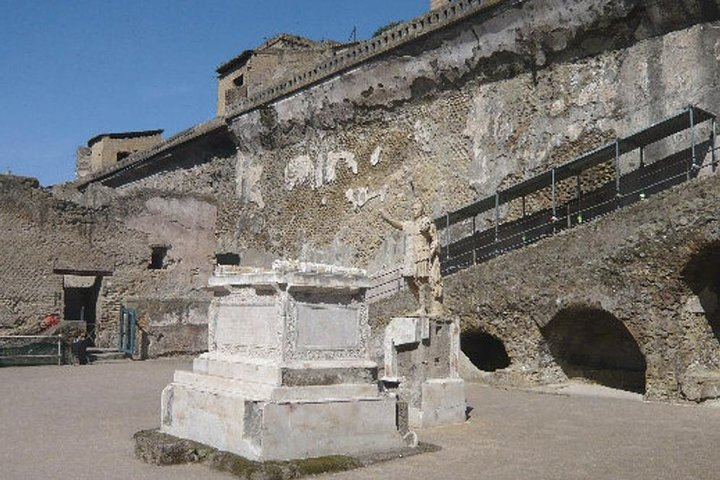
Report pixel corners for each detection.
[472,215,477,265]
[712,116,717,172]
[614,139,621,210]
[445,212,450,263]
[550,168,557,234]
[689,106,696,178]
[494,192,499,255]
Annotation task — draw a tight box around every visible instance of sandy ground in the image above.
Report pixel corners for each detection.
[2,359,719,480]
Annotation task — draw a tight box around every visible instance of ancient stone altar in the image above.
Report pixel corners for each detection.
[160,260,405,461]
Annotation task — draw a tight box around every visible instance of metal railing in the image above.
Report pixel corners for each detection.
[0,335,64,366]
[436,105,717,276]
[367,266,406,302]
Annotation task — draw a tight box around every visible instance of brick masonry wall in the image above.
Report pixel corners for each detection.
[0,176,216,357]
[11,0,718,372]
[219,3,720,274]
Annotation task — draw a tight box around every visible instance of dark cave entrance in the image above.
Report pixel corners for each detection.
[461,331,511,372]
[542,307,646,393]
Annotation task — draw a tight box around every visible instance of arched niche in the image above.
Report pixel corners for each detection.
[461,330,511,372]
[541,307,646,393]
[682,241,720,340]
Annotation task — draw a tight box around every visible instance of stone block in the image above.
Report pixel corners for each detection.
[160,261,406,461]
[681,366,720,402]
[383,316,466,428]
[161,379,404,461]
[417,378,466,428]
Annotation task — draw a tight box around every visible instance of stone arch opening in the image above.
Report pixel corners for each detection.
[542,307,646,393]
[682,241,720,341]
[461,331,511,372]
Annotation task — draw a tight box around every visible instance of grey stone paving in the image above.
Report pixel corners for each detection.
[2,359,719,480]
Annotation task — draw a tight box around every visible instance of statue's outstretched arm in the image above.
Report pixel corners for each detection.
[379,209,404,231]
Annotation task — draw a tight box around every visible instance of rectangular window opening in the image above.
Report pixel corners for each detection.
[149,246,170,270]
[215,252,241,266]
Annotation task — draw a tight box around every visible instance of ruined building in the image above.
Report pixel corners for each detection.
[76,130,164,178]
[216,34,356,116]
[3,0,720,403]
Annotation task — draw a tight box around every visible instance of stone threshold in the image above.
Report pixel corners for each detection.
[134,429,439,480]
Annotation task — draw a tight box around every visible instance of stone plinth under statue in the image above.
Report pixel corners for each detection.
[160,261,405,461]
[383,316,466,428]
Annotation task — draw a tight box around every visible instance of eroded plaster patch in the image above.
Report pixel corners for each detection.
[284,155,314,190]
[236,153,265,208]
[285,151,360,190]
[371,146,383,166]
[345,186,388,211]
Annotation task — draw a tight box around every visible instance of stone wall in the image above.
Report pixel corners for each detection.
[0,175,107,332]
[18,0,720,364]
[0,176,216,357]
[84,1,720,276]
[371,171,720,402]
[219,0,720,274]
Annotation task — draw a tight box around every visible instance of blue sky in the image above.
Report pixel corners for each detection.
[0,0,427,185]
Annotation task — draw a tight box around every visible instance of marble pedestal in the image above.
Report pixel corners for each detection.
[383,316,466,428]
[160,261,405,461]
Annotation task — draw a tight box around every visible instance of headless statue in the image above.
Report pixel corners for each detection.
[380,201,443,316]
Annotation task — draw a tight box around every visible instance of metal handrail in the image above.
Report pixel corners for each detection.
[365,107,718,299]
[441,150,719,276]
[0,335,63,366]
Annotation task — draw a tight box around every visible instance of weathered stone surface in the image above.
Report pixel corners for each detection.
[161,262,406,461]
[0,175,216,357]
[76,2,720,276]
[4,0,720,391]
[134,428,437,480]
[373,171,720,402]
[383,316,466,427]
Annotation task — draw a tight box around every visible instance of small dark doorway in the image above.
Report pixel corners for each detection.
[461,331,511,372]
[63,276,101,340]
[682,241,720,340]
[542,307,646,393]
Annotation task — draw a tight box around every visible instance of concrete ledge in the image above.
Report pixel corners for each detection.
[134,429,439,479]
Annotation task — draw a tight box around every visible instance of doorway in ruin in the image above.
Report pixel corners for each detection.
[461,331,511,372]
[542,307,646,393]
[682,241,720,341]
[63,275,102,341]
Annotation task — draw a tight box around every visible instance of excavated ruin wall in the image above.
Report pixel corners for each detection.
[0,177,216,356]
[0,175,107,332]
[219,0,720,272]
[372,171,720,402]
[56,0,720,359]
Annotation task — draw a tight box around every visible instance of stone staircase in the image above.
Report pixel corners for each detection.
[87,347,130,364]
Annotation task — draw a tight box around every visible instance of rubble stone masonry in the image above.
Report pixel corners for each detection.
[4,0,720,386]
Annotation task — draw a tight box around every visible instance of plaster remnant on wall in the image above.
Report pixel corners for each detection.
[371,146,383,166]
[298,229,355,266]
[284,154,314,190]
[236,153,264,208]
[285,151,359,190]
[345,186,388,211]
[325,151,358,183]
[413,120,438,154]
